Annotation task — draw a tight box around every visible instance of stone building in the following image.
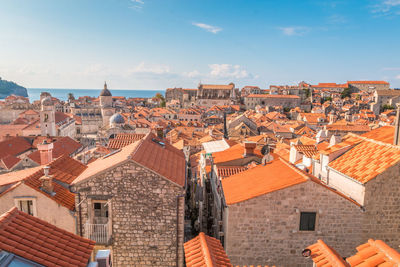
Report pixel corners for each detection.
[348,80,390,92]
[244,94,301,110]
[165,87,197,107]
[197,83,236,108]
[370,89,400,115]
[71,133,186,267]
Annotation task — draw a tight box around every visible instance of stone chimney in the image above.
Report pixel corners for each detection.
[37,140,54,165]
[39,165,53,193]
[243,141,256,157]
[155,125,164,139]
[394,103,400,146]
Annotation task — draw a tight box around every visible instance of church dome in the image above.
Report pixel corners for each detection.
[100,82,112,96]
[109,113,125,125]
[41,96,53,106]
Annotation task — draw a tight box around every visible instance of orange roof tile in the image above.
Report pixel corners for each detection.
[217,166,248,179]
[0,137,31,160]
[0,207,95,267]
[212,143,263,165]
[294,144,319,158]
[348,80,389,84]
[0,166,43,186]
[307,240,348,267]
[346,239,400,266]
[28,136,82,164]
[107,133,145,149]
[184,232,231,267]
[222,156,308,205]
[328,134,400,183]
[361,126,394,144]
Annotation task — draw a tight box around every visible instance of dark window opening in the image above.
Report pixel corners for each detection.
[299,212,316,231]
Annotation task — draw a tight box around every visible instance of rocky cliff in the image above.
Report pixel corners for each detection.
[0,78,28,98]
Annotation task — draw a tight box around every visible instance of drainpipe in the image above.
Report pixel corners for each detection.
[70,186,83,237]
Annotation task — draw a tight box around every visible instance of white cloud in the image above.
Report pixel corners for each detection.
[209,64,249,79]
[192,23,222,34]
[383,67,400,71]
[129,0,144,11]
[395,74,400,79]
[278,26,310,36]
[128,62,170,75]
[371,0,400,15]
[327,14,347,24]
[183,70,201,78]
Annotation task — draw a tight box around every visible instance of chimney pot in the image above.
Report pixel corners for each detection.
[40,166,53,193]
[243,141,257,157]
[37,141,54,165]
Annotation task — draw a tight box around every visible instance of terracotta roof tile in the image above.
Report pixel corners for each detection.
[1,154,21,169]
[348,80,389,84]
[0,166,43,186]
[294,144,319,158]
[107,133,145,149]
[222,156,308,205]
[0,207,94,267]
[184,232,231,267]
[307,240,348,267]
[217,166,248,179]
[346,239,400,266]
[0,137,31,160]
[212,143,263,165]
[361,126,394,144]
[28,136,82,164]
[328,134,400,183]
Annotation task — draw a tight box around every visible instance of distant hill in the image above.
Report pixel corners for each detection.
[0,78,28,98]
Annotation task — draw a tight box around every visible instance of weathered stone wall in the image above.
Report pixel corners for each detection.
[363,162,400,246]
[225,180,364,267]
[74,160,185,267]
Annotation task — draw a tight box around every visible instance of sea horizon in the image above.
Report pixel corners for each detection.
[27,88,165,101]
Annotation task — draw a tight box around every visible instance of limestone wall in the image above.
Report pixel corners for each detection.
[74,161,185,267]
[224,181,363,267]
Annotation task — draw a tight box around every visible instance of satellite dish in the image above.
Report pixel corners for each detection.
[261,144,270,155]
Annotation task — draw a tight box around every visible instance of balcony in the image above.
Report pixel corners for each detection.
[85,221,111,244]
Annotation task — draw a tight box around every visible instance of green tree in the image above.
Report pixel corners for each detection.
[341,88,351,99]
[382,104,395,111]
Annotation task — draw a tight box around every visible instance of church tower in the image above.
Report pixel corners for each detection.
[40,96,56,136]
[99,82,114,127]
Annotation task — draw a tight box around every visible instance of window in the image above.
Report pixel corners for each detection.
[17,200,34,216]
[299,212,316,231]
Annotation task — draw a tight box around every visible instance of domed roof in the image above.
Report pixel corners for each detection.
[41,96,53,106]
[109,113,125,124]
[100,82,112,97]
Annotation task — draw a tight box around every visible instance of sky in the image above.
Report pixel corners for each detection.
[1,0,400,89]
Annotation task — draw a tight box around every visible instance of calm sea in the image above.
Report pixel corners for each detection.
[27,88,165,102]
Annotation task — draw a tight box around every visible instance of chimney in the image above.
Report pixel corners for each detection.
[37,140,54,165]
[39,165,53,193]
[155,125,164,139]
[243,141,256,157]
[394,103,400,146]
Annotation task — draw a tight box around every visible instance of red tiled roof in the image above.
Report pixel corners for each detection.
[184,232,231,267]
[294,144,319,158]
[0,137,31,160]
[307,239,347,267]
[348,80,389,84]
[361,126,394,144]
[222,155,308,205]
[346,239,400,266]
[107,133,145,149]
[0,154,21,170]
[131,133,186,187]
[329,134,400,183]
[201,84,234,90]
[247,94,300,99]
[28,136,82,164]
[212,143,263,165]
[217,166,248,179]
[0,207,95,267]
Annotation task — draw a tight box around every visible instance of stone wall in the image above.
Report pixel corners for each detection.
[224,180,364,267]
[363,163,400,246]
[74,160,185,267]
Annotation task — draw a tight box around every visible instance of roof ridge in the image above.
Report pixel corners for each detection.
[0,207,19,229]
[369,239,400,263]
[199,232,214,267]
[348,132,399,149]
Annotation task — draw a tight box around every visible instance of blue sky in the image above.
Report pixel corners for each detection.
[1,0,400,89]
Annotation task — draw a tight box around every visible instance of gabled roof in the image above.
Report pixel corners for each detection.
[222,156,308,205]
[361,126,394,144]
[184,232,231,267]
[306,240,348,267]
[107,133,146,149]
[212,143,263,165]
[0,207,95,267]
[0,136,31,160]
[72,133,186,187]
[28,136,82,164]
[328,134,400,183]
[346,239,400,266]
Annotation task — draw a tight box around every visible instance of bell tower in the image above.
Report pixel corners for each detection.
[40,96,56,136]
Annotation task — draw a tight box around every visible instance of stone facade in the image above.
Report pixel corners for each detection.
[73,160,185,267]
[223,181,364,267]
